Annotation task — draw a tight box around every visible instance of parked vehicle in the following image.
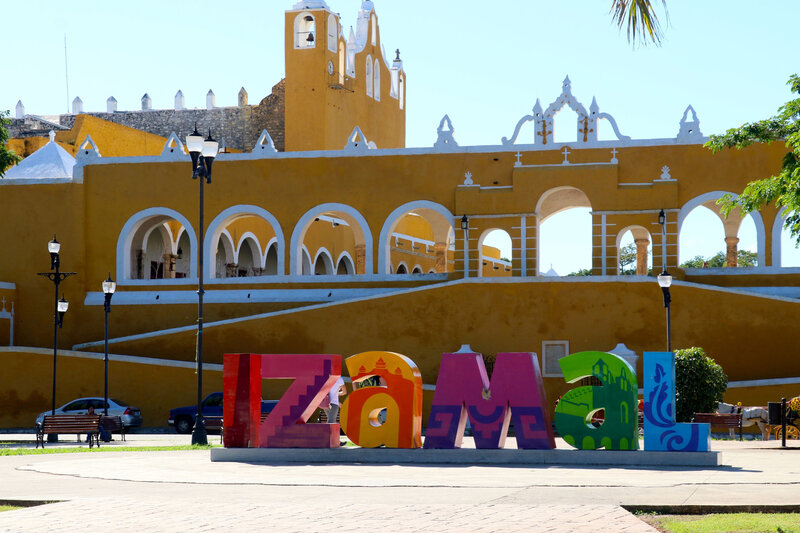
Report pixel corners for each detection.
[168,392,278,434]
[35,397,143,428]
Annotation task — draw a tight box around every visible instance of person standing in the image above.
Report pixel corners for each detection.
[322,376,346,424]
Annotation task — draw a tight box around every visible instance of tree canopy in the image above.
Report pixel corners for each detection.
[0,111,21,178]
[707,75,800,243]
[680,250,758,269]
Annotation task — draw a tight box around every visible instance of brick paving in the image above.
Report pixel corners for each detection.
[0,435,797,532]
[0,500,656,532]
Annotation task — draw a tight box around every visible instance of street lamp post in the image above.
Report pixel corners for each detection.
[186,125,219,446]
[657,209,672,352]
[657,269,673,352]
[461,215,470,278]
[102,275,116,416]
[37,236,75,441]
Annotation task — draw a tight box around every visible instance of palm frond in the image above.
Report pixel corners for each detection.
[610,0,669,47]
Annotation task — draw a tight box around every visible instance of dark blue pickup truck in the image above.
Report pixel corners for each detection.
[168,392,278,434]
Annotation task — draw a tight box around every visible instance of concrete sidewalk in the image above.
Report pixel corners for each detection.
[0,436,798,532]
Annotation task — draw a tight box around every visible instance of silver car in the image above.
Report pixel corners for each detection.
[35,397,143,428]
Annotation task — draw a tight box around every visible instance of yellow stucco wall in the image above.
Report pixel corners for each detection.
[0,347,222,428]
[83,279,800,422]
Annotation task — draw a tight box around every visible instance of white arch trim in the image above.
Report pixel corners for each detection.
[264,237,278,263]
[378,200,454,275]
[772,206,789,267]
[235,232,265,269]
[313,247,335,275]
[395,261,409,274]
[336,251,355,275]
[678,191,766,267]
[205,205,285,278]
[290,203,374,275]
[116,207,197,283]
[142,222,174,257]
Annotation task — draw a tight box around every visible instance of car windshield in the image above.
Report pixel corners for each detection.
[111,398,129,406]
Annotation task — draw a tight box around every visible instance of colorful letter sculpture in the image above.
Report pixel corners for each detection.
[554,351,639,450]
[339,351,423,448]
[643,351,710,452]
[424,351,555,449]
[259,354,342,448]
[223,353,263,448]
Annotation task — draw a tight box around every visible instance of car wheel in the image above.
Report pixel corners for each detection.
[175,416,194,434]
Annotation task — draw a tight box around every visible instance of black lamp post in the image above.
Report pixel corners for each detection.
[460,215,469,278]
[37,236,75,441]
[102,274,116,416]
[186,125,219,446]
[657,270,672,352]
[656,209,672,352]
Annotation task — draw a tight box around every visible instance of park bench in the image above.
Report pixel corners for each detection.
[692,412,743,440]
[36,414,102,449]
[100,415,126,441]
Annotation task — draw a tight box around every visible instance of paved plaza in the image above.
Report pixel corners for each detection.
[0,434,799,532]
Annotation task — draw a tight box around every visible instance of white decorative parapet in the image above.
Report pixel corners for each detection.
[676,105,703,143]
[343,126,375,153]
[72,96,83,114]
[161,132,187,159]
[433,115,458,152]
[252,129,278,157]
[174,90,185,111]
[107,96,117,113]
[15,100,24,119]
[76,134,101,160]
[141,93,152,111]
[502,76,630,146]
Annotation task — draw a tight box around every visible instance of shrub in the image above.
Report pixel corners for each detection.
[674,347,728,422]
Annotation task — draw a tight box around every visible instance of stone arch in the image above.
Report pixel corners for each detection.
[301,245,312,275]
[313,247,335,275]
[374,58,380,101]
[116,207,196,282]
[215,230,235,278]
[536,187,592,274]
[336,251,355,275]
[378,200,454,275]
[291,203,373,276]
[205,205,284,278]
[366,55,373,97]
[327,13,337,52]
[477,228,512,278]
[294,13,316,49]
[264,238,279,275]
[536,186,592,223]
[616,225,652,275]
[678,191,766,267]
[235,233,264,277]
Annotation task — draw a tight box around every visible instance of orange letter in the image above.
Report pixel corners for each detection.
[339,351,422,448]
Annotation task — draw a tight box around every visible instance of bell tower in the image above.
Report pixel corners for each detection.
[284,1,406,152]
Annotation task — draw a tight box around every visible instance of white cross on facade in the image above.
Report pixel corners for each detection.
[610,147,618,163]
[562,146,571,165]
[514,152,523,167]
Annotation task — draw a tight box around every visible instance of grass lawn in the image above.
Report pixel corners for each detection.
[640,513,800,532]
[0,445,216,456]
[0,506,21,512]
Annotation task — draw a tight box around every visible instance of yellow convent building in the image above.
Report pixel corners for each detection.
[1,0,798,429]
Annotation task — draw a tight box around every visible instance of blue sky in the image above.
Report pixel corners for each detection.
[3,1,798,271]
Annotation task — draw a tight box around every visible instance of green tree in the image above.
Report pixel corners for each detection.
[0,111,21,178]
[618,242,638,274]
[567,268,593,276]
[674,347,728,423]
[707,75,800,243]
[610,0,669,47]
[680,250,758,268]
